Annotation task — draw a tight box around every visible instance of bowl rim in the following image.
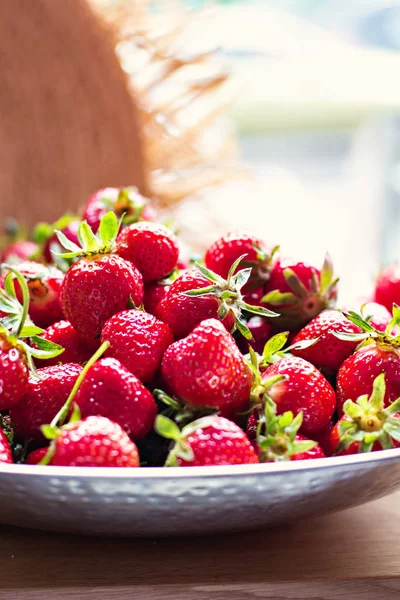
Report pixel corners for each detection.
[2,447,400,479]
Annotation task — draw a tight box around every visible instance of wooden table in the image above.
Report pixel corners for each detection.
[1,490,400,600]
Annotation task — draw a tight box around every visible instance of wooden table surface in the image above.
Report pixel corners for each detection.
[1,490,400,599]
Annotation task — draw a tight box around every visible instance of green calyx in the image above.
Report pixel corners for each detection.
[55,211,120,259]
[0,267,64,373]
[153,389,218,426]
[155,414,220,466]
[336,373,400,454]
[333,304,400,350]
[33,213,78,245]
[102,187,149,226]
[261,253,338,328]
[256,399,316,462]
[183,255,280,340]
[241,244,279,289]
[39,341,110,465]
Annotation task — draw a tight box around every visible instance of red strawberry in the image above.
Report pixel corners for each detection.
[9,363,83,439]
[0,333,29,410]
[205,232,277,286]
[57,213,144,347]
[253,400,324,462]
[26,447,49,465]
[258,355,336,435]
[101,310,173,383]
[1,240,40,265]
[116,222,179,282]
[74,357,157,440]
[335,309,400,415]
[82,187,155,233]
[331,374,400,455]
[143,281,170,315]
[49,416,140,467]
[161,319,253,415]
[155,260,278,340]
[238,316,272,355]
[156,415,258,466]
[9,261,64,328]
[36,320,92,367]
[310,420,336,456]
[361,301,393,333]
[374,264,400,311]
[243,285,265,307]
[262,254,338,329]
[0,268,64,409]
[291,310,361,372]
[0,429,12,464]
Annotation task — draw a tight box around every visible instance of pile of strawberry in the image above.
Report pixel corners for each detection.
[1,186,400,468]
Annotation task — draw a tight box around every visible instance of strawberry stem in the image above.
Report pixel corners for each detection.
[50,341,110,428]
[4,266,30,337]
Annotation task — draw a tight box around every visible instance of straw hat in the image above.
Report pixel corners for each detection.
[0,0,237,229]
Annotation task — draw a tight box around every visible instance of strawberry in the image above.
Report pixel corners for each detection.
[101,310,173,383]
[310,420,335,456]
[57,212,144,347]
[143,281,170,315]
[250,333,336,435]
[36,320,92,367]
[41,218,80,266]
[374,264,400,311]
[9,363,83,439]
[360,301,393,333]
[238,316,272,355]
[116,222,179,282]
[291,310,361,373]
[155,258,278,340]
[74,357,157,440]
[161,319,253,415]
[26,447,49,465]
[331,374,400,455]
[155,414,258,466]
[205,232,277,287]
[8,261,64,328]
[253,399,324,462]
[0,268,63,409]
[0,429,13,464]
[262,254,338,329]
[47,416,140,467]
[1,240,40,265]
[82,186,155,233]
[335,308,400,414]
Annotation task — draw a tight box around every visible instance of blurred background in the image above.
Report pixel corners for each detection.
[4,0,400,302]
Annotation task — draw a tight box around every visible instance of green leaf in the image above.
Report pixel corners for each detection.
[332,332,370,342]
[283,269,309,298]
[99,211,118,247]
[33,221,54,244]
[262,332,289,360]
[55,229,82,253]
[320,252,334,293]
[240,302,279,318]
[19,325,45,338]
[287,411,303,435]
[383,420,400,443]
[359,439,374,453]
[69,403,82,423]
[261,290,296,306]
[154,389,181,411]
[155,415,181,442]
[291,440,317,455]
[3,272,16,299]
[193,262,225,286]
[343,311,377,333]
[286,337,319,352]
[379,431,394,450]
[227,254,247,282]
[235,316,252,340]
[38,444,56,466]
[343,399,364,420]
[384,397,400,416]
[369,373,386,411]
[232,267,252,290]
[278,411,293,429]
[183,285,220,297]
[31,336,64,353]
[78,222,99,253]
[41,425,59,440]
